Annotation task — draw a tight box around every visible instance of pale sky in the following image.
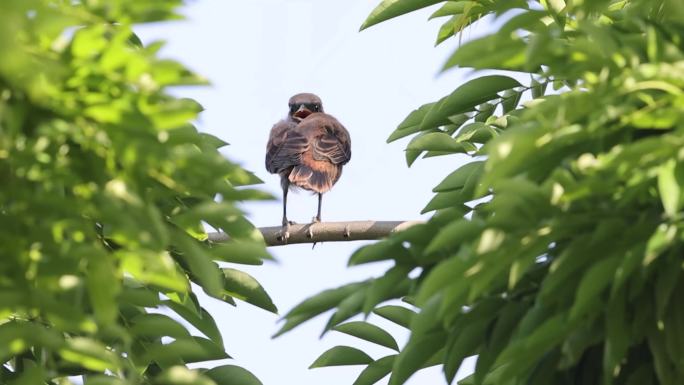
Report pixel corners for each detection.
[135,1,486,384]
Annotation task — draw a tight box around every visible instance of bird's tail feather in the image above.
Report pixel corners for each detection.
[288,165,334,193]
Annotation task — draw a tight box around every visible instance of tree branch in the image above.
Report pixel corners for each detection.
[207,220,423,247]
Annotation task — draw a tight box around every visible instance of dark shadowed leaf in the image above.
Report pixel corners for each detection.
[334,321,400,351]
[310,346,374,368]
[204,365,263,385]
[353,355,397,385]
[274,282,367,337]
[163,299,224,347]
[141,337,229,366]
[388,331,446,385]
[373,305,416,329]
[130,313,191,339]
[223,268,277,313]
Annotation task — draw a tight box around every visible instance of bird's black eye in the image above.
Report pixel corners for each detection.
[289,105,296,113]
[313,105,320,112]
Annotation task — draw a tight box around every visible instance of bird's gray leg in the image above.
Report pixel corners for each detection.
[312,193,322,223]
[309,193,323,249]
[278,181,292,242]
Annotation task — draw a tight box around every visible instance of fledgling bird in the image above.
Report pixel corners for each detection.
[265,93,351,241]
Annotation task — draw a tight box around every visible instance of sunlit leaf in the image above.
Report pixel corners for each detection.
[361,0,444,30]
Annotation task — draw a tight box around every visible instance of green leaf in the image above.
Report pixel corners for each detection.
[421,76,522,130]
[644,224,677,266]
[87,253,121,325]
[173,202,243,231]
[119,250,189,293]
[8,362,45,385]
[425,218,484,254]
[361,0,444,30]
[474,103,496,123]
[84,375,127,385]
[130,313,191,339]
[146,98,203,130]
[348,241,411,266]
[172,230,225,298]
[119,286,162,307]
[210,241,271,265]
[648,329,677,385]
[442,34,527,72]
[501,89,523,113]
[141,337,229,366]
[353,355,397,385]
[658,159,684,217]
[388,331,446,385]
[405,149,423,167]
[199,132,229,149]
[429,1,471,19]
[436,16,460,46]
[223,268,277,313]
[406,132,471,153]
[416,256,471,305]
[421,190,466,214]
[604,287,630,380]
[152,366,216,385]
[443,320,490,382]
[497,314,569,379]
[333,321,399,351]
[363,265,412,314]
[59,337,120,372]
[204,365,263,385]
[275,282,366,337]
[309,346,374,368]
[387,102,438,142]
[530,78,547,99]
[323,289,368,334]
[373,305,416,329]
[433,161,485,192]
[453,122,498,144]
[163,298,224,347]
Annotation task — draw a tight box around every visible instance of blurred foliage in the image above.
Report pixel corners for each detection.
[0,0,274,384]
[281,0,684,384]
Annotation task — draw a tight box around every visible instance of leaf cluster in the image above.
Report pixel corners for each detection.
[0,1,274,384]
[280,1,684,384]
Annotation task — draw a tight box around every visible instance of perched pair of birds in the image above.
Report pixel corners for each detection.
[265,93,351,241]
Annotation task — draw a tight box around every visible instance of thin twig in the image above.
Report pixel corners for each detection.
[207,220,423,247]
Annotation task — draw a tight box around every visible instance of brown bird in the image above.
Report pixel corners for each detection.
[266,93,351,240]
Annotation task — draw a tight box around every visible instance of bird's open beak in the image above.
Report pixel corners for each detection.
[293,105,312,120]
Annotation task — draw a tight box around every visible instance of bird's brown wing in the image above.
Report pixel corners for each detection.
[265,120,308,174]
[312,121,351,165]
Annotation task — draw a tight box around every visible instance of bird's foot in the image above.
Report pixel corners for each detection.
[311,216,321,224]
[277,222,291,243]
[344,224,351,238]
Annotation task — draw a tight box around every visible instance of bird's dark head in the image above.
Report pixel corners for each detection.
[288,93,323,122]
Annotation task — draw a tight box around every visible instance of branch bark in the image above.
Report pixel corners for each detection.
[207,220,423,247]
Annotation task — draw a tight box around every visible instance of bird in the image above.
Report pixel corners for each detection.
[265,93,351,242]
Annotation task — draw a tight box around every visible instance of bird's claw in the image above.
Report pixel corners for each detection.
[344,224,351,238]
[311,216,321,224]
[277,222,291,243]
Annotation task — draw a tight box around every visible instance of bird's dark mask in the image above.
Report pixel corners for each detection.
[290,103,321,121]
